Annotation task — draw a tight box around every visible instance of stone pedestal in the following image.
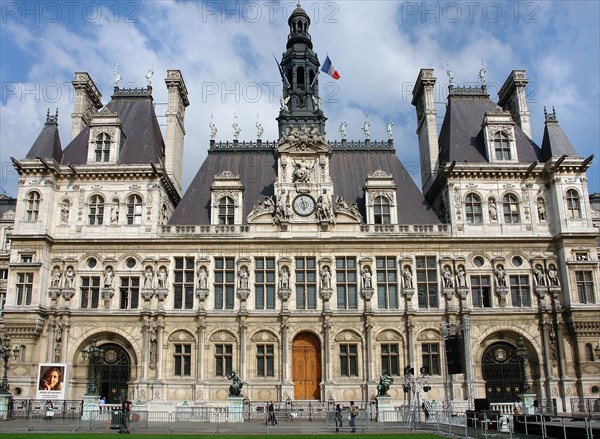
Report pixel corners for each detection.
[81,394,100,420]
[375,396,396,422]
[226,396,244,422]
[0,392,11,420]
[519,392,536,415]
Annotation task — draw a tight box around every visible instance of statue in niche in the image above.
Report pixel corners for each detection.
[547,264,559,287]
[456,266,467,287]
[488,198,497,221]
[60,201,70,224]
[198,267,208,289]
[157,267,168,289]
[64,266,75,288]
[51,267,62,288]
[320,266,332,289]
[495,264,507,287]
[279,267,290,289]
[362,267,372,289]
[537,198,546,221]
[443,266,454,288]
[144,267,154,289]
[293,159,312,183]
[403,266,413,289]
[534,265,545,286]
[110,201,119,224]
[104,267,114,288]
[239,267,249,289]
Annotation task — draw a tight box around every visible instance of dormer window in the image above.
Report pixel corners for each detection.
[502,193,521,223]
[210,171,243,225]
[126,194,143,225]
[364,170,398,225]
[465,193,483,223]
[88,195,105,225]
[566,189,581,219]
[95,133,111,162]
[218,196,235,225]
[493,131,511,160]
[482,108,517,162]
[374,196,391,224]
[26,191,40,221]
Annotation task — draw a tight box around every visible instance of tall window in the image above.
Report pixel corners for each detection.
[80,276,100,308]
[336,257,357,309]
[465,193,482,223]
[510,275,531,307]
[422,343,441,375]
[416,256,438,309]
[256,344,275,377]
[255,257,276,310]
[174,257,194,309]
[174,344,192,376]
[381,343,400,376]
[120,276,139,309]
[88,195,104,225]
[376,257,398,309]
[585,344,595,362]
[126,194,143,225]
[16,273,33,305]
[95,132,111,162]
[26,191,40,221]
[374,196,391,224]
[214,257,235,309]
[502,194,520,223]
[493,131,511,160]
[296,257,317,309]
[339,344,358,377]
[576,271,594,303]
[0,291,5,317]
[471,275,492,308]
[566,189,581,219]
[218,196,235,225]
[215,344,233,377]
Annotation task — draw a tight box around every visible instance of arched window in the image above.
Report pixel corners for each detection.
[297,66,305,90]
[88,195,104,225]
[218,197,235,225]
[493,131,511,160]
[126,194,143,225]
[465,193,482,223]
[161,204,168,225]
[566,189,581,219]
[502,193,520,223]
[95,133,111,162]
[585,343,595,361]
[374,196,391,224]
[26,191,41,221]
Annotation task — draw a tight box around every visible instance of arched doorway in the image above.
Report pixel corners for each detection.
[292,332,321,400]
[482,342,523,402]
[94,343,130,404]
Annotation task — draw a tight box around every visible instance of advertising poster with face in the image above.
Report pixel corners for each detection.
[36,363,67,400]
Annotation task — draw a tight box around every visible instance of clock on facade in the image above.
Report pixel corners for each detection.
[293,195,316,216]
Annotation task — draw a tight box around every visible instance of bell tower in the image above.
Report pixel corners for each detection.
[276,3,327,137]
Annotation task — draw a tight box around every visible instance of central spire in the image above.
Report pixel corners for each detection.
[277,4,326,137]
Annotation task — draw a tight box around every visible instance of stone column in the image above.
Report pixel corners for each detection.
[364,316,374,384]
[322,320,331,383]
[462,316,474,407]
[196,319,206,382]
[156,318,165,380]
[239,319,248,380]
[141,317,149,380]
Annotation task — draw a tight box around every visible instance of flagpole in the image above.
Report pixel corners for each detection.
[272,53,291,89]
[310,69,320,88]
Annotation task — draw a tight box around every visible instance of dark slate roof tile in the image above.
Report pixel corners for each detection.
[541,120,579,160]
[26,121,63,162]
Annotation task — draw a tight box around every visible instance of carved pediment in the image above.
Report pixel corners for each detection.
[277,124,330,154]
[250,330,279,343]
[167,330,195,342]
[334,330,362,342]
[375,329,404,342]
[209,330,237,343]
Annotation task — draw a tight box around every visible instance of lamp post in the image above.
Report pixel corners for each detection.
[516,336,530,393]
[81,338,103,395]
[0,336,19,394]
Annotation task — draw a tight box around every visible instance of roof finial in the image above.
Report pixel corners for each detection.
[386,114,394,141]
[552,106,556,119]
[232,113,241,140]
[478,60,486,87]
[45,108,59,125]
[256,113,264,140]
[209,113,217,140]
[544,106,547,118]
[145,66,154,87]
[114,61,122,87]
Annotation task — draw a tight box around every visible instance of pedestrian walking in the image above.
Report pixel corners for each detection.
[335,403,343,432]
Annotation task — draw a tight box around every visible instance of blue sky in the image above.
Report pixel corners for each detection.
[1,0,598,198]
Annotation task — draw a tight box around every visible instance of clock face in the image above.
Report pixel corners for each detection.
[293,195,315,216]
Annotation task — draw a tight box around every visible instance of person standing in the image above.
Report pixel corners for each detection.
[513,397,524,415]
[335,403,343,432]
[267,400,275,426]
[533,396,539,415]
[121,399,131,434]
[349,401,358,433]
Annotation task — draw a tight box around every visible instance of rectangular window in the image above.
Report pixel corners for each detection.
[214,257,235,310]
[471,275,492,308]
[422,343,441,375]
[80,276,100,309]
[174,257,195,309]
[381,343,400,376]
[256,344,275,377]
[296,257,317,309]
[376,257,398,309]
[174,344,191,376]
[215,344,233,377]
[336,257,357,309]
[416,256,438,308]
[255,258,276,310]
[0,292,6,317]
[339,344,358,377]
[576,271,595,304]
[119,276,139,309]
[510,275,531,307]
[16,272,33,305]
[0,269,7,280]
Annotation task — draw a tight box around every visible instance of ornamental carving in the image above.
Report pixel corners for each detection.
[278,124,328,151]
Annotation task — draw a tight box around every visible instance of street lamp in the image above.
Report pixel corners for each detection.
[0,335,19,393]
[516,336,530,393]
[81,337,104,395]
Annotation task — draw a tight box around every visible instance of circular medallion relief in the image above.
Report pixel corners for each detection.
[104,349,118,363]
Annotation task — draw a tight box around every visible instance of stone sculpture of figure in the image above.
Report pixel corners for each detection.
[157,267,167,289]
[362,267,372,289]
[534,265,545,286]
[110,202,119,224]
[457,266,467,287]
[60,201,69,224]
[198,267,208,289]
[239,267,249,289]
[362,119,371,139]
[279,267,290,289]
[377,374,394,397]
[537,198,546,221]
[144,267,154,289]
[321,266,332,289]
[232,114,241,140]
[339,120,348,140]
[104,267,114,288]
[317,194,334,223]
[403,266,413,289]
[488,198,497,221]
[51,267,62,288]
[114,61,122,87]
[256,117,264,140]
[145,68,154,86]
[227,371,243,397]
[209,114,217,140]
[280,95,290,112]
[312,95,323,111]
[478,64,487,86]
[443,266,454,288]
[293,160,311,183]
[495,265,507,287]
[64,266,75,288]
[386,118,394,140]
[447,68,454,85]
[547,264,559,287]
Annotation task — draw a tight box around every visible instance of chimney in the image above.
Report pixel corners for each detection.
[498,70,531,138]
[164,70,189,197]
[71,72,103,140]
[411,69,439,194]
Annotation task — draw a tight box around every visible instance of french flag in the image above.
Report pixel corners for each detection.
[321,56,340,79]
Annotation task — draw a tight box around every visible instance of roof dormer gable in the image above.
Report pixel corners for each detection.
[482,107,517,163]
[87,107,124,164]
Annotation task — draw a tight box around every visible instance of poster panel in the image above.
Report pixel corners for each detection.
[36,363,67,400]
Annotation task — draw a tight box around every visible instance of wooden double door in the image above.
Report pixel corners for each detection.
[292,332,321,400]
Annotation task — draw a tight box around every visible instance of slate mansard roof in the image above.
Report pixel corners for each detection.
[169,142,440,226]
